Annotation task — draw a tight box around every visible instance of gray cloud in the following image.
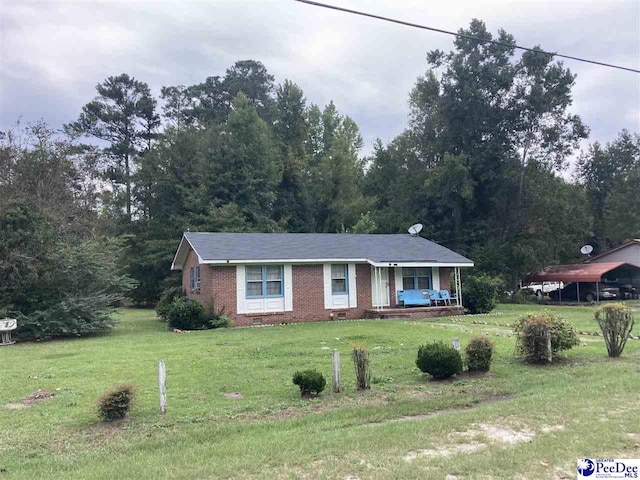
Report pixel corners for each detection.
[1,0,638,158]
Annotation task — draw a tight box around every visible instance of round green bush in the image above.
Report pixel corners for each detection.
[514,311,578,363]
[416,341,463,379]
[292,369,326,397]
[465,336,494,372]
[167,297,207,330]
[463,274,502,314]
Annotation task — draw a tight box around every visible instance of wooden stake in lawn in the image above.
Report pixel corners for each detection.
[332,349,341,393]
[158,360,167,414]
[545,328,552,363]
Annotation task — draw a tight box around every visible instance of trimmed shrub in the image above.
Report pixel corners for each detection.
[416,341,463,379]
[167,297,207,330]
[463,274,502,314]
[292,370,326,397]
[514,311,578,363]
[595,303,634,357]
[465,336,494,372]
[156,286,185,321]
[98,384,136,421]
[209,315,233,329]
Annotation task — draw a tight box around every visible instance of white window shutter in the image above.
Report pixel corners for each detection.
[323,264,332,309]
[284,264,293,311]
[348,263,357,308]
[236,266,247,314]
[432,267,440,291]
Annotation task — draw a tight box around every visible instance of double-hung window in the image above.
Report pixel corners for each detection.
[195,266,201,291]
[331,264,349,295]
[189,268,195,291]
[246,265,283,298]
[402,267,432,290]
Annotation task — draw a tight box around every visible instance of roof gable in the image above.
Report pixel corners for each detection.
[171,232,473,270]
[585,239,640,264]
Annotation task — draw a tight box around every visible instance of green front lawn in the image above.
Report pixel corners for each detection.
[1,304,638,479]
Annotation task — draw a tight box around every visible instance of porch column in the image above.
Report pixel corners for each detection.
[454,267,463,308]
[458,267,463,308]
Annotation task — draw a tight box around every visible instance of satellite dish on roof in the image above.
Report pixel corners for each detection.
[580,244,593,255]
[408,223,423,236]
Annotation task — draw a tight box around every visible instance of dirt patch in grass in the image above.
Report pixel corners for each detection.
[224,392,244,399]
[403,420,536,463]
[3,390,55,410]
[471,424,535,445]
[87,418,132,443]
[403,442,485,462]
[23,390,55,404]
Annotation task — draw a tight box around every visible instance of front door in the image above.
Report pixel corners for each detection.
[371,266,390,307]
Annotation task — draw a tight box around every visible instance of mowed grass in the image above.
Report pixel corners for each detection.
[1,304,639,479]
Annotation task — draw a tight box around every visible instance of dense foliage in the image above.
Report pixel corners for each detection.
[97,384,136,421]
[514,312,578,363]
[292,370,326,397]
[595,303,635,357]
[156,286,185,321]
[465,336,494,372]
[416,341,463,379]
[167,297,208,330]
[2,19,638,312]
[462,274,502,314]
[0,125,136,340]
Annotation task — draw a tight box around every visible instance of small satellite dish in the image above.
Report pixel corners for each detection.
[580,245,593,255]
[408,223,423,236]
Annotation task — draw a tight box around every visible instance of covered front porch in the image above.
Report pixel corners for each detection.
[367,262,468,319]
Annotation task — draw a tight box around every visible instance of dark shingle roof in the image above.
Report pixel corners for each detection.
[182,232,473,265]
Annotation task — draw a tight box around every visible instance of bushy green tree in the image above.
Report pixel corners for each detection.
[462,274,502,314]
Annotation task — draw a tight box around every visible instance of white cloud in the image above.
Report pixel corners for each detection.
[1,0,638,156]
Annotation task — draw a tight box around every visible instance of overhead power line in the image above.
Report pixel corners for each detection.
[294,0,640,74]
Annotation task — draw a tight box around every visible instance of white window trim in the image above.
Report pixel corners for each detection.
[324,263,357,309]
[237,264,292,314]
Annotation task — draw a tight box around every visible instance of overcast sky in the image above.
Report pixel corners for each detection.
[1,0,639,160]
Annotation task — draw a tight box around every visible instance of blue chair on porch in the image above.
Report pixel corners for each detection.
[439,290,452,305]
[427,289,443,306]
[397,290,431,307]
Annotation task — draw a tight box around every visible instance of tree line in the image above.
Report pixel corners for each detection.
[1,19,639,336]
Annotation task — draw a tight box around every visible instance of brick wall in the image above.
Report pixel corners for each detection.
[182,248,375,326]
[440,267,451,292]
[181,247,458,326]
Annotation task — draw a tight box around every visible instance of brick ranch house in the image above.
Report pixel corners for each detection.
[171,232,474,326]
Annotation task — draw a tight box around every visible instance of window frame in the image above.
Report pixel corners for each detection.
[189,268,195,291]
[402,267,432,290]
[331,264,349,296]
[194,266,201,291]
[245,265,284,299]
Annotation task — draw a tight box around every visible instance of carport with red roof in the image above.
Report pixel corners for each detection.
[528,262,640,302]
